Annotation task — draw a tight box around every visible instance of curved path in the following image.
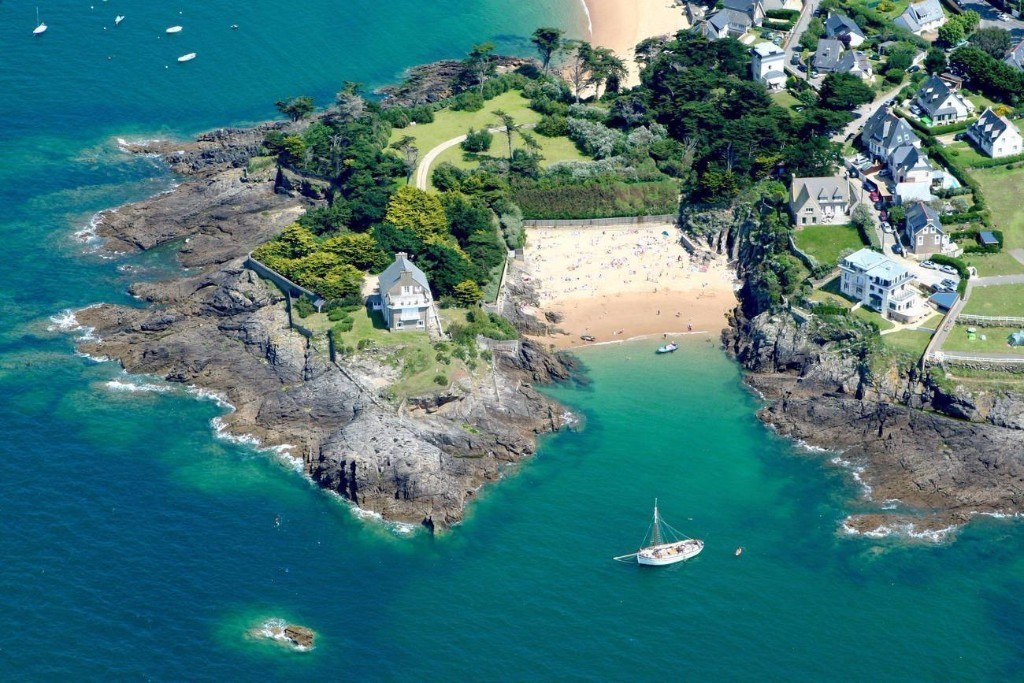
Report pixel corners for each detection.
[413,124,536,190]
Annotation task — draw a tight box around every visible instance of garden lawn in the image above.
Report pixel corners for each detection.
[942,325,1024,355]
[771,89,801,112]
[971,167,1024,275]
[388,90,541,167]
[943,139,990,169]
[432,132,587,173]
[852,305,895,331]
[962,283,1024,317]
[882,328,934,358]
[962,251,1024,278]
[793,223,866,267]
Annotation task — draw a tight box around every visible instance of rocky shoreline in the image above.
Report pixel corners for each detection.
[725,309,1024,537]
[79,126,577,530]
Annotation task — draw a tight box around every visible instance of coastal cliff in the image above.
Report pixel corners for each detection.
[81,126,576,529]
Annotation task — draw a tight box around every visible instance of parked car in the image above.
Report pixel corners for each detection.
[891,243,905,255]
[863,179,878,192]
[953,132,966,141]
[792,53,802,65]
[874,200,884,210]
[772,36,784,45]
[798,64,808,72]
[881,221,893,233]
[810,69,820,78]
[940,278,959,290]
[879,210,889,221]
[907,65,921,73]
[869,191,881,202]
[939,264,959,275]
[921,260,938,269]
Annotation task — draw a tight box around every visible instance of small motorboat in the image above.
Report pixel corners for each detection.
[580,335,596,342]
[166,25,183,33]
[656,342,678,354]
[177,52,196,62]
[114,15,124,25]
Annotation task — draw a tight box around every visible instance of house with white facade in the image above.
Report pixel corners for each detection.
[914,75,974,124]
[894,0,946,34]
[903,201,949,256]
[839,249,918,321]
[967,108,1024,159]
[861,106,920,161]
[825,13,866,48]
[372,252,434,331]
[703,8,753,39]
[751,42,787,90]
[790,176,854,225]
[1007,40,1024,71]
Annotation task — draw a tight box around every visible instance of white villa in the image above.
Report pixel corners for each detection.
[790,176,854,225]
[371,252,434,331]
[914,75,974,124]
[894,0,946,34]
[967,108,1023,159]
[751,42,787,90]
[839,248,918,321]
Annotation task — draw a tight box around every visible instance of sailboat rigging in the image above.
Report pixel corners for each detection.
[34,7,48,35]
[614,499,703,566]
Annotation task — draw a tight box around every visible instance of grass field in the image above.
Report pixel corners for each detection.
[943,140,990,169]
[962,251,1024,277]
[852,305,895,331]
[793,224,866,266]
[883,328,933,357]
[962,283,1024,317]
[942,325,1024,355]
[432,132,587,172]
[971,167,1024,275]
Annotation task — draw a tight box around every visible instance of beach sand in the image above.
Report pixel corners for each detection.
[521,224,738,350]
[585,0,689,86]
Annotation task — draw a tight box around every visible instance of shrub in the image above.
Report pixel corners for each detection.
[433,373,448,386]
[451,92,485,112]
[930,253,970,280]
[357,338,373,350]
[535,114,569,137]
[292,296,315,318]
[407,105,435,124]
[566,118,625,159]
[461,127,493,153]
[568,103,608,121]
[513,179,680,220]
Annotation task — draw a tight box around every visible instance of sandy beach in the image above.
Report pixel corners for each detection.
[584,0,689,86]
[521,224,739,350]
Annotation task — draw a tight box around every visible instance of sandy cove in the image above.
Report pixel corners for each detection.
[522,224,739,350]
[585,0,689,86]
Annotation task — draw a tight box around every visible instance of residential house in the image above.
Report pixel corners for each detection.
[761,0,801,11]
[751,42,787,90]
[813,39,845,73]
[836,50,873,80]
[861,106,920,161]
[373,252,434,331]
[825,13,866,48]
[903,201,949,255]
[839,248,918,321]
[1007,40,1024,70]
[703,9,752,39]
[889,144,939,185]
[914,75,974,123]
[967,108,1024,159]
[790,176,854,225]
[894,0,946,34]
[723,0,765,26]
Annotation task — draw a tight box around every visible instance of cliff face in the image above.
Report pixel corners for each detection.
[725,310,1024,532]
[82,126,577,529]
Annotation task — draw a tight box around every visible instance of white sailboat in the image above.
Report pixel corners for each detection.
[33,7,47,35]
[166,25,183,34]
[615,499,703,566]
[177,52,196,62]
[114,15,125,26]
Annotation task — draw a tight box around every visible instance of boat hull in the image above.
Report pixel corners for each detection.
[637,539,703,566]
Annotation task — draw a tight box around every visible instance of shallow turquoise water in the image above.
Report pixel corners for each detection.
[3,1,1024,679]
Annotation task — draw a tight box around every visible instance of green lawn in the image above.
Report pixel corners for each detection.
[966,92,1000,114]
[970,167,1024,275]
[962,283,1024,317]
[771,89,801,113]
[883,328,933,357]
[432,132,587,172]
[388,90,541,157]
[943,140,990,169]
[962,251,1024,278]
[852,305,895,331]
[942,325,1024,355]
[793,224,866,267]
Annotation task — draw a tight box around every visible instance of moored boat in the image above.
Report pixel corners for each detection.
[115,15,124,26]
[33,7,47,35]
[166,25,183,33]
[177,52,196,62]
[614,499,703,566]
[656,342,678,354]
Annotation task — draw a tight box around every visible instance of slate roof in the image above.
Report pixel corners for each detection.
[915,75,971,119]
[861,106,920,158]
[836,50,871,76]
[825,13,865,41]
[378,252,431,296]
[707,8,752,35]
[1007,40,1024,70]
[813,39,845,71]
[792,176,849,205]
[905,201,943,238]
[895,0,944,33]
[968,107,1017,146]
[723,0,760,15]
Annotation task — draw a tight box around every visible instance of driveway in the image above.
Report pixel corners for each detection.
[783,0,819,82]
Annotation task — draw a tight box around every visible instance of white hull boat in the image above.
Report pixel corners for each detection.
[115,15,124,25]
[656,342,678,354]
[166,25,183,33]
[177,52,196,62]
[615,499,703,566]
[34,7,47,35]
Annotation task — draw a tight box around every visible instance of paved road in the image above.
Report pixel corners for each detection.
[833,83,905,143]
[783,0,819,82]
[972,273,1024,285]
[955,0,1024,39]
[413,124,534,190]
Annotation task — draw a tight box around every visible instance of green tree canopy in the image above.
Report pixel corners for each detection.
[452,280,485,306]
[323,232,391,271]
[384,186,449,240]
[531,27,564,72]
[818,73,874,110]
[275,96,314,122]
[970,27,1013,59]
[924,47,947,75]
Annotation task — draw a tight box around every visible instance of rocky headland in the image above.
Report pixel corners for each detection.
[80,125,577,530]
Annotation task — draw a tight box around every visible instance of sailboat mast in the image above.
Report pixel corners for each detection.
[651,499,662,546]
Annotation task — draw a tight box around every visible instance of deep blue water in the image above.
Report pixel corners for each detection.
[3,1,1024,679]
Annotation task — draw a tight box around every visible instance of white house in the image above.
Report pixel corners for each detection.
[967,108,1024,159]
[703,8,753,39]
[839,248,918,321]
[372,252,434,331]
[894,0,946,34]
[914,75,974,124]
[825,13,866,48]
[790,176,854,225]
[751,42,787,90]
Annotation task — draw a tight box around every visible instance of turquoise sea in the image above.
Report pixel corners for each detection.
[3,1,1024,679]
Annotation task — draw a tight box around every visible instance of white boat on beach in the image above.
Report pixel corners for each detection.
[656,342,678,354]
[115,15,125,26]
[166,25,183,33]
[177,52,196,62]
[615,499,703,566]
[33,7,47,35]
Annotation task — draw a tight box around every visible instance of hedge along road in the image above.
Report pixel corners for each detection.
[413,124,535,191]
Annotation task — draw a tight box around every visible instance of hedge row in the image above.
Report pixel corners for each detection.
[766,8,800,20]
[962,150,1024,169]
[762,19,796,31]
[940,210,984,225]
[898,109,971,136]
[929,253,971,281]
[513,180,680,220]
